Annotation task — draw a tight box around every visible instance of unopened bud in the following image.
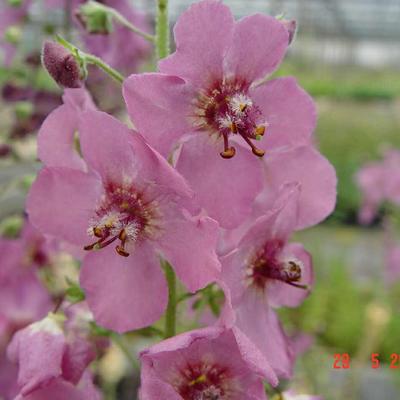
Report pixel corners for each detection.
[280,19,297,45]
[15,101,34,120]
[4,25,22,45]
[76,1,113,34]
[42,41,82,88]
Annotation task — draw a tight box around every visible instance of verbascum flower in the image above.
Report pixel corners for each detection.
[139,327,278,400]
[27,110,221,332]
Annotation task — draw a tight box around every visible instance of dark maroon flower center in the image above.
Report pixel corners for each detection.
[84,181,158,257]
[195,78,267,159]
[247,239,306,290]
[175,362,232,400]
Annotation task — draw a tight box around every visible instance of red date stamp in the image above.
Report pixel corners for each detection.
[333,353,400,369]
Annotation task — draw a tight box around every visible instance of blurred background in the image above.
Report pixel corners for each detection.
[1,1,400,399]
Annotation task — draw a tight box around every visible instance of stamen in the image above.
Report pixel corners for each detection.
[229,93,253,115]
[239,132,265,157]
[116,244,129,257]
[189,374,207,386]
[115,229,130,257]
[84,242,99,251]
[220,134,236,159]
[93,226,104,238]
[84,234,118,251]
[255,125,265,136]
[95,235,118,249]
[285,281,309,290]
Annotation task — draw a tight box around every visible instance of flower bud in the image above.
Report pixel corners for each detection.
[42,40,82,88]
[76,1,113,34]
[4,25,22,45]
[15,101,34,120]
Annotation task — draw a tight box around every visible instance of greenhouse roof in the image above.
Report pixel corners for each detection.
[137,0,400,41]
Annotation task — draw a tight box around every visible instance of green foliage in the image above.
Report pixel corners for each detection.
[281,261,365,355]
[317,100,400,223]
[380,312,400,361]
[277,62,400,101]
[321,262,365,353]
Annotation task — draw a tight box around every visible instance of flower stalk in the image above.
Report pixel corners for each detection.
[156,0,169,60]
[163,260,177,338]
[156,0,176,340]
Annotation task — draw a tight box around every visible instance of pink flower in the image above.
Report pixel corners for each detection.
[0,225,53,348]
[385,244,400,285]
[27,110,221,332]
[7,313,99,399]
[18,220,58,269]
[356,162,386,224]
[219,184,314,378]
[357,149,400,224]
[383,150,400,204]
[139,326,277,400]
[0,270,51,346]
[123,0,316,229]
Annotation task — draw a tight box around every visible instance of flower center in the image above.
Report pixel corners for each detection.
[174,362,233,400]
[246,239,306,290]
[84,181,158,257]
[194,78,267,159]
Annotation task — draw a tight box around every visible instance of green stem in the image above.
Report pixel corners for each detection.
[163,261,176,338]
[88,1,155,42]
[84,53,124,84]
[156,0,170,60]
[109,9,155,43]
[55,35,124,84]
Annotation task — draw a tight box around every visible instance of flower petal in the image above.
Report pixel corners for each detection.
[159,0,234,87]
[80,244,168,333]
[37,104,85,170]
[240,182,300,250]
[225,14,288,82]
[79,110,192,199]
[38,88,95,170]
[15,377,97,400]
[78,111,136,182]
[263,146,337,229]
[123,73,194,157]
[27,167,102,245]
[0,271,52,328]
[7,329,65,396]
[176,135,263,229]
[157,212,221,292]
[235,292,294,379]
[250,77,316,150]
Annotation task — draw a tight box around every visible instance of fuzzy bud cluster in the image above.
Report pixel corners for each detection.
[42,41,82,89]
